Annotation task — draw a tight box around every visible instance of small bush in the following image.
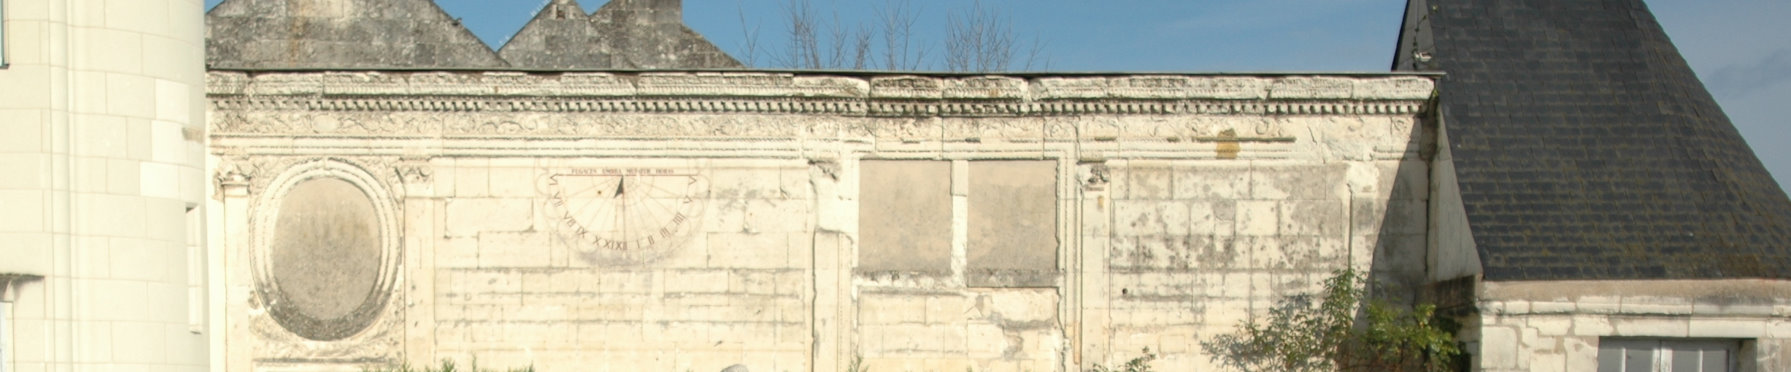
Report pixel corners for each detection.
[1088,348,1157,372]
[364,358,534,372]
[1202,269,1461,372]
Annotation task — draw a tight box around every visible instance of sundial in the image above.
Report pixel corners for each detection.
[541,167,708,255]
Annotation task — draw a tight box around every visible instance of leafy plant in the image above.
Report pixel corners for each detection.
[1202,269,1461,372]
[364,358,535,372]
[1089,347,1157,372]
[848,355,869,372]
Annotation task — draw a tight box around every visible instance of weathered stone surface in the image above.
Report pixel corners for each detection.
[207,71,1444,372]
[206,0,508,69]
[858,160,953,274]
[498,0,742,69]
[269,177,383,340]
[967,161,1057,277]
[497,0,741,69]
[496,0,610,69]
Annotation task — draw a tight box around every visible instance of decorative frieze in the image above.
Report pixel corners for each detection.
[209,72,1435,121]
[943,76,1028,100]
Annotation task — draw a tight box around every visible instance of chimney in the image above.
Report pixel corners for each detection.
[618,0,681,25]
[653,0,682,24]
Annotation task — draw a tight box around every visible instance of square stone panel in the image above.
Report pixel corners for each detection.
[858,160,952,274]
[968,160,1058,286]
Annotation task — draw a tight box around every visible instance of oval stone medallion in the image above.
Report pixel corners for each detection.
[268,177,384,340]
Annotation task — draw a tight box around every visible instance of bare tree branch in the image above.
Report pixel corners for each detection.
[735,1,762,66]
[945,0,1018,72]
[755,0,1043,71]
[875,0,926,70]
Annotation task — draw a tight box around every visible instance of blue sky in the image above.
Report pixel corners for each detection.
[203,0,1790,191]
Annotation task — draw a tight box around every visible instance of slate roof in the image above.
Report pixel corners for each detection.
[500,0,744,69]
[206,0,507,69]
[207,0,740,70]
[573,0,742,69]
[497,0,613,69]
[1399,0,1791,280]
[498,0,742,70]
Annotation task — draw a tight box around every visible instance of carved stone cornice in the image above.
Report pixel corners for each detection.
[207,71,1436,118]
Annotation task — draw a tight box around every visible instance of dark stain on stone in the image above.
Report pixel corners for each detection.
[1214,129,1241,159]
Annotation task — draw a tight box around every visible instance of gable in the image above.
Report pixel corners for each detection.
[206,0,507,69]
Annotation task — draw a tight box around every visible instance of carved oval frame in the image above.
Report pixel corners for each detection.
[250,158,402,342]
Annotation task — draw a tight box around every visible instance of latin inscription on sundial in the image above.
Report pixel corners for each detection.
[541,167,709,256]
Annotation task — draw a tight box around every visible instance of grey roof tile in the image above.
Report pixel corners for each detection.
[499,0,742,69]
[1400,0,1791,280]
[206,0,507,69]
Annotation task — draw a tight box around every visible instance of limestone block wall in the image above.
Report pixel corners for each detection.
[0,1,210,372]
[205,71,1435,372]
[1469,281,1791,372]
[429,159,814,371]
[1087,120,1431,370]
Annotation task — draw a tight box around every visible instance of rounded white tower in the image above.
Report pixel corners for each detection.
[0,0,209,371]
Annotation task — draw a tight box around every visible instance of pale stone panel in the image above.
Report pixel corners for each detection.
[857,160,952,274]
[967,160,1058,277]
[270,178,382,326]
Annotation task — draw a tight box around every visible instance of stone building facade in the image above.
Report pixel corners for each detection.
[202,71,1435,372]
[4,0,1791,371]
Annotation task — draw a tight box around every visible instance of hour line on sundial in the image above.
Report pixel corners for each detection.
[541,167,709,255]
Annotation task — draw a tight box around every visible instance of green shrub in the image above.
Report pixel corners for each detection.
[1088,347,1157,372]
[1202,268,1461,372]
[364,358,534,372]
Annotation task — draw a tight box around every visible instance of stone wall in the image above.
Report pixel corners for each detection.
[0,0,212,372]
[1470,280,1791,372]
[205,71,1435,372]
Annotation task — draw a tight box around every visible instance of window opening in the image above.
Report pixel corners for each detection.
[1598,339,1738,372]
[1,0,8,67]
[186,205,203,334]
[2,302,8,372]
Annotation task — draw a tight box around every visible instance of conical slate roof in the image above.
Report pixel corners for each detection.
[502,0,741,69]
[206,0,506,69]
[1397,0,1791,280]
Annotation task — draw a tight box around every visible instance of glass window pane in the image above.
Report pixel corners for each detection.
[1672,348,1702,372]
[1597,357,1625,372]
[1626,347,1656,372]
[1600,341,1636,372]
[1701,348,1729,372]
